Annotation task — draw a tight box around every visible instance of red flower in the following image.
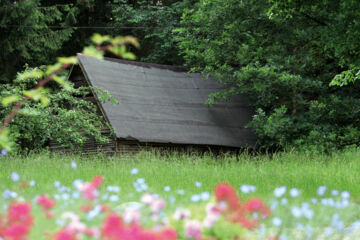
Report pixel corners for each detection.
[214,183,241,210]
[37,195,56,210]
[3,223,30,240]
[8,202,33,226]
[53,229,78,240]
[92,176,103,188]
[244,198,270,217]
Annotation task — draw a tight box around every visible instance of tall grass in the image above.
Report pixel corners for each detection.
[1,149,360,202]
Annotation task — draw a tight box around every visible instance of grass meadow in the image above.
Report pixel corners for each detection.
[1,149,360,239]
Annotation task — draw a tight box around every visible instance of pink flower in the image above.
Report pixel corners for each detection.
[149,199,166,213]
[78,182,98,200]
[173,208,191,221]
[123,209,141,224]
[37,195,56,210]
[185,220,202,239]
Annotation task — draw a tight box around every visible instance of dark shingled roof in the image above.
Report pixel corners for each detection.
[77,54,256,148]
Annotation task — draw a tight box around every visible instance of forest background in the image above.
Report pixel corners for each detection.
[1,0,360,153]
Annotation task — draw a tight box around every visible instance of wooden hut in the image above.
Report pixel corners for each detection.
[50,54,256,154]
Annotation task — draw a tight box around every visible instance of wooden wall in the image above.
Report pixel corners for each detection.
[49,66,116,155]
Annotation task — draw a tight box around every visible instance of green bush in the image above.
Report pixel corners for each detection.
[0,66,110,152]
[175,0,360,151]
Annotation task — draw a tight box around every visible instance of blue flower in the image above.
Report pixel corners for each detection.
[331,189,339,196]
[71,161,77,169]
[274,186,286,198]
[29,180,36,187]
[130,168,139,175]
[191,194,200,202]
[164,186,171,192]
[272,217,282,227]
[10,172,20,182]
[109,195,119,202]
[200,192,210,201]
[317,186,327,196]
[341,191,350,199]
[289,188,300,198]
[195,181,202,187]
[1,149,7,156]
[177,189,185,195]
[54,181,61,188]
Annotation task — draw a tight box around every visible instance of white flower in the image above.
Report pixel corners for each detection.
[141,193,153,204]
[274,186,286,198]
[173,208,191,220]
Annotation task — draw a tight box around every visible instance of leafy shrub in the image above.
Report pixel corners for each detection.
[0,66,109,152]
[175,0,360,151]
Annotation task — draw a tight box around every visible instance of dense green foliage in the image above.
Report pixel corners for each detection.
[2,0,360,151]
[0,67,109,152]
[0,0,78,82]
[111,0,192,65]
[176,0,360,151]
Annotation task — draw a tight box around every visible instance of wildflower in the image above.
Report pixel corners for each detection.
[331,189,339,196]
[281,198,288,205]
[130,168,139,175]
[164,186,171,192]
[191,194,200,202]
[149,199,166,213]
[200,192,210,201]
[317,186,327,196]
[78,176,103,200]
[123,208,141,224]
[341,191,350,199]
[1,149,7,156]
[273,186,286,198]
[240,184,256,194]
[177,189,185,195]
[54,181,61,188]
[173,208,191,221]
[272,217,282,227]
[291,206,302,218]
[71,162,77,169]
[195,181,202,187]
[36,195,56,210]
[109,195,119,202]
[29,180,36,187]
[10,172,20,182]
[141,193,154,204]
[185,220,202,239]
[289,188,300,198]
[245,198,270,217]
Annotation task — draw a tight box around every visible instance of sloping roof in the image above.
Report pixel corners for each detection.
[77,54,256,148]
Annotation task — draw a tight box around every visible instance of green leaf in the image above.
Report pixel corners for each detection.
[0,128,13,151]
[1,96,20,107]
[122,52,136,60]
[46,63,63,76]
[91,33,111,45]
[17,69,43,80]
[82,46,104,60]
[57,56,78,65]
